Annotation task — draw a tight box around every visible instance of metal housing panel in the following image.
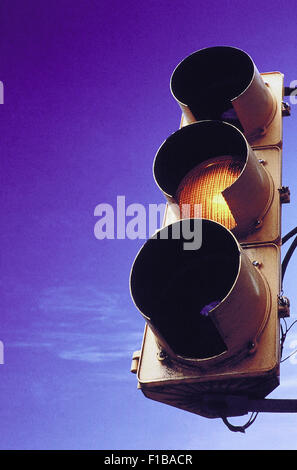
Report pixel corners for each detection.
[136,244,281,417]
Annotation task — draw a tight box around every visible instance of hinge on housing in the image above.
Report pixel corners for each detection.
[130,350,141,374]
[278,295,290,318]
[282,101,291,116]
[279,186,291,204]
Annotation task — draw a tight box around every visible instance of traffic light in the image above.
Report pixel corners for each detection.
[130,46,290,425]
[153,119,282,245]
[170,46,283,148]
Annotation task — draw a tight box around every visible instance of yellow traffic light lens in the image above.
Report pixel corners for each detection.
[176,156,243,230]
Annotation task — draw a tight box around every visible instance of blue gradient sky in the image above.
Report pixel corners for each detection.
[1,0,297,450]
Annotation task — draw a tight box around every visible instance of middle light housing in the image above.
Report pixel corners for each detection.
[153,121,273,239]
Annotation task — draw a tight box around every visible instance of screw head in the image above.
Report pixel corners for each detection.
[157,350,167,361]
[252,260,261,268]
[248,341,257,353]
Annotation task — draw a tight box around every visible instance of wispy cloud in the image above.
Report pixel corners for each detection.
[38,285,129,321]
[59,349,129,363]
[279,376,297,388]
[8,283,143,368]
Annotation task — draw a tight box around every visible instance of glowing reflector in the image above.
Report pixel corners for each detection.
[176,155,243,230]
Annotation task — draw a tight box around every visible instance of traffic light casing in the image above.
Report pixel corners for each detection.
[130,46,286,419]
[171,46,283,148]
[130,220,280,419]
[153,120,283,246]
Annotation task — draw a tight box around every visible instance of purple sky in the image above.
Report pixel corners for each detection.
[1,0,297,450]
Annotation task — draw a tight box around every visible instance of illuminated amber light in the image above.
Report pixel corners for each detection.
[176,156,243,230]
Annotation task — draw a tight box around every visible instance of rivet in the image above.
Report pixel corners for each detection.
[248,341,257,353]
[157,350,168,361]
[252,260,261,268]
[255,219,263,230]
